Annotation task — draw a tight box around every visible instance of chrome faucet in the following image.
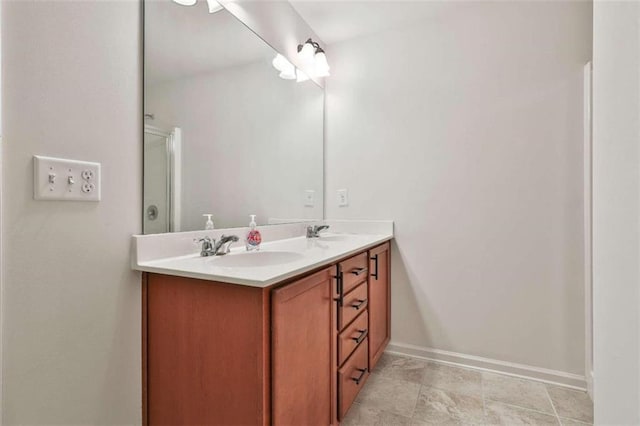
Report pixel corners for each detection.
[306,225,330,238]
[196,235,239,256]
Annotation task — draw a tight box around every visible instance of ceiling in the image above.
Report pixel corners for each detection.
[289,0,469,45]
[145,0,276,85]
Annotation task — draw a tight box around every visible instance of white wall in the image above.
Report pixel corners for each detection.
[592,1,640,423]
[326,1,591,378]
[146,60,324,231]
[2,1,141,424]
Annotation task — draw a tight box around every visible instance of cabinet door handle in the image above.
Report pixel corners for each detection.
[351,329,368,344]
[370,254,379,280]
[333,271,343,307]
[350,267,368,276]
[351,299,367,310]
[351,368,367,385]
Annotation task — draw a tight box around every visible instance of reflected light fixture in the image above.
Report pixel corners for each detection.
[272,54,296,80]
[171,0,224,14]
[206,0,223,13]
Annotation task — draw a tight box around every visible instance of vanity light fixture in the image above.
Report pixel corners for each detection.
[297,38,331,78]
[271,39,330,82]
[171,0,223,14]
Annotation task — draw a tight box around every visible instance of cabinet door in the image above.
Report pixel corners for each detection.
[368,242,391,370]
[272,267,337,426]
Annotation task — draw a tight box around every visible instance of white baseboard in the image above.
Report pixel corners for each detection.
[586,370,593,400]
[386,341,587,391]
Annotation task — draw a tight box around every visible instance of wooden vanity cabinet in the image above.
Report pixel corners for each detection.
[368,242,391,370]
[271,268,337,426]
[142,241,391,426]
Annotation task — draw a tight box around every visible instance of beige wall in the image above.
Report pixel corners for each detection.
[2,1,142,424]
[592,1,640,423]
[326,1,592,377]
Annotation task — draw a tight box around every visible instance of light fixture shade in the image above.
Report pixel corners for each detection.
[272,54,290,72]
[172,0,197,5]
[296,69,310,83]
[206,0,223,13]
[273,54,296,79]
[314,51,330,77]
[298,41,316,66]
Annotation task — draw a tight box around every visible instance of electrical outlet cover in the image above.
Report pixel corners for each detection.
[34,155,101,201]
[337,189,348,207]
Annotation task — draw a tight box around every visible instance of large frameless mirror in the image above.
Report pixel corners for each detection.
[143,0,324,234]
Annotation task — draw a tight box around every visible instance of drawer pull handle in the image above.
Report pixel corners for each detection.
[351,368,367,385]
[351,299,367,310]
[370,254,379,280]
[350,267,368,276]
[351,329,368,344]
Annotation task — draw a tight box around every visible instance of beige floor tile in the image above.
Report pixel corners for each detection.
[484,401,559,425]
[558,417,592,426]
[355,372,422,417]
[423,362,483,397]
[375,353,428,384]
[482,372,554,413]
[412,386,486,425]
[342,402,423,426]
[546,385,593,424]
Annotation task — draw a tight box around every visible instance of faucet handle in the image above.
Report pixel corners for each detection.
[194,236,212,243]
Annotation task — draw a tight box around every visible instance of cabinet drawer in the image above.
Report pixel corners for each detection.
[338,310,368,366]
[339,282,368,330]
[340,252,369,295]
[338,337,369,420]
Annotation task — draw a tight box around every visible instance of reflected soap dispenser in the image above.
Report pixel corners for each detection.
[203,214,215,230]
[246,214,262,251]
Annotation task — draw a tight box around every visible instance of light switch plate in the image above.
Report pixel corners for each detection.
[34,155,101,201]
[337,189,349,207]
[304,190,315,207]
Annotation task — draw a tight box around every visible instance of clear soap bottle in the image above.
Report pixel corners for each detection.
[246,214,262,251]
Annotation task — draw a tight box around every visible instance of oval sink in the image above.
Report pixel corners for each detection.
[211,251,304,268]
[317,235,350,242]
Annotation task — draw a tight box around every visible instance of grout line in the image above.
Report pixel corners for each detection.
[481,371,487,416]
[484,397,560,418]
[409,382,422,420]
[544,384,562,425]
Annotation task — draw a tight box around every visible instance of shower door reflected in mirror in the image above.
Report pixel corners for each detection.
[144,0,324,233]
[143,125,181,234]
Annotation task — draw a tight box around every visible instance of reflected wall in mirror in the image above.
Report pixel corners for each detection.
[144,0,324,233]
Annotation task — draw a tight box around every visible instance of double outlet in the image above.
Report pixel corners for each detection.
[34,155,101,201]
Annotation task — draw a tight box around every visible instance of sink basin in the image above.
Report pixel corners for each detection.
[210,251,304,268]
[316,235,350,242]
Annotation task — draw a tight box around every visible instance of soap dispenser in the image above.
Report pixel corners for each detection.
[203,214,215,230]
[245,214,262,251]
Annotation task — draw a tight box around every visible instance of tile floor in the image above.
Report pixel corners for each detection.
[342,353,593,425]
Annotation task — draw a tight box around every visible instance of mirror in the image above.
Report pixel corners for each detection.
[143,0,324,234]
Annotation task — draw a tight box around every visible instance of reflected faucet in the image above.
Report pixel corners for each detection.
[196,235,240,256]
[306,225,330,238]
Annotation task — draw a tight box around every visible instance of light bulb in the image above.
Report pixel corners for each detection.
[172,0,197,5]
[298,41,316,66]
[314,51,330,77]
[296,69,310,83]
[206,0,223,13]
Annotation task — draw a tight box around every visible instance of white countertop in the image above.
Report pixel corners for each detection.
[131,221,393,287]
